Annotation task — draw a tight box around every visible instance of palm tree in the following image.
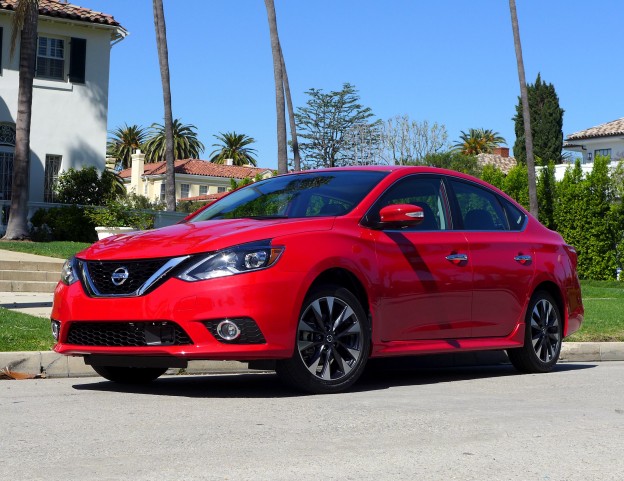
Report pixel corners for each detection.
[152,0,175,211]
[143,119,204,163]
[264,0,288,174]
[107,124,147,170]
[210,132,258,166]
[509,0,538,217]
[453,128,506,155]
[280,44,300,171]
[2,0,38,240]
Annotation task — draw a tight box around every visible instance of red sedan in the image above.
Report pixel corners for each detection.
[51,166,583,393]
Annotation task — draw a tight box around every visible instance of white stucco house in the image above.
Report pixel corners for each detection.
[563,118,624,165]
[0,0,126,214]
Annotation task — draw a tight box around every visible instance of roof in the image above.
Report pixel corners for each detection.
[565,118,624,141]
[0,0,124,32]
[119,159,271,180]
[476,153,517,174]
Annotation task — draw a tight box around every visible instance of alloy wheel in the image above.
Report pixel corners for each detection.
[530,299,561,363]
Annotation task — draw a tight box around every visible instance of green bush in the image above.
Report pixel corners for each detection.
[177,200,209,214]
[85,194,161,230]
[55,166,125,205]
[30,205,97,242]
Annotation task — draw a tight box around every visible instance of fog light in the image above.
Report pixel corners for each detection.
[51,320,61,341]
[216,320,241,341]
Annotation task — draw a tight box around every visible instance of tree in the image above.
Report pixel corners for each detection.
[379,116,448,165]
[2,0,38,240]
[343,122,383,166]
[295,83,376,169]
[513,73,564,164]
[143,119,204,163]
[152,0,175,211]
[264,0,288,174]
[509,0,538,217]
[280,44,300,171]
[452,128,506,155]
[55,166,125,206]
[537,161,556,229]
[422,151,481,177]
[210,132,258,166]
[107,124,147,170]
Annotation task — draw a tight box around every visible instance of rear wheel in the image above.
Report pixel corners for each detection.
[276,284,370,394]
[508,291,562,373]
[91,365,167,384]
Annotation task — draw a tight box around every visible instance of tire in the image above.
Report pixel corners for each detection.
[276,284,371,394]
[91,365,167,384]
[508,290,562,373]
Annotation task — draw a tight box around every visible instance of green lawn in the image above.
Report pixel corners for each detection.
[0,279,622,352]
[0,241,91,259]
[0,308,55,352]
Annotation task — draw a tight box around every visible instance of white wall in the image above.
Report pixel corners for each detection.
[0,13,119,202]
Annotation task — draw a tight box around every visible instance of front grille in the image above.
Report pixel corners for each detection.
[80,259,170,296]
[67,322,193,347]
[203,318,266,344]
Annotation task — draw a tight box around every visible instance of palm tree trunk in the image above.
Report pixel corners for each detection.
[153,0,176,211]
[279,44,300,171]
[264,0,288,174]
[509,0,538,218]
[3,0,38,240]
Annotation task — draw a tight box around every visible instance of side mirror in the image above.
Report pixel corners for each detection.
[378,203,424,227]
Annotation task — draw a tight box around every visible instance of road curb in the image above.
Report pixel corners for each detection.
[1,342,623,379]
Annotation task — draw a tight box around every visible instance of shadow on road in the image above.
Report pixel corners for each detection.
[72,361,596,399]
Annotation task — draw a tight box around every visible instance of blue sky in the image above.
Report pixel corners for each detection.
[78,0,623,169]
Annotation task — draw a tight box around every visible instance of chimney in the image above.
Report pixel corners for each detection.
[130,149,145,194]
[492,147,509,157]
[225,158,234,166]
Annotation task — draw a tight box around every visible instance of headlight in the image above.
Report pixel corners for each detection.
[60,257,79,285]
[176,242,284,282]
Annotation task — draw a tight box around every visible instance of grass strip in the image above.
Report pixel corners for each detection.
[0,241,91,260]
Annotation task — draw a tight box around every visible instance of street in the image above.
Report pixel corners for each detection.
[1,362,623,481]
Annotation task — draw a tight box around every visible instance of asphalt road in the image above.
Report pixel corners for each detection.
[1,362,623,481]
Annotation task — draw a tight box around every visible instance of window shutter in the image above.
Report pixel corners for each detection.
[68,37,86,83]
[0,27,3,75]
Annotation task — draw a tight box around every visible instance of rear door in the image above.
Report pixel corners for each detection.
[447,179,535,338]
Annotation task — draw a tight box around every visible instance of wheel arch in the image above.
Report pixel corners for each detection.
[531,280,566,331]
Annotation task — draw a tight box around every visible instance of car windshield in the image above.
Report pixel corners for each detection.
[190,171,389,222]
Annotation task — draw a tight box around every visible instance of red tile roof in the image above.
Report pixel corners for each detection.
[119,159,271,180]
[0,0,121,28]
[565,118,624,141]
[179,192,228,203]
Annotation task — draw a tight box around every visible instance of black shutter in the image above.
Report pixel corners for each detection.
[0,27,3,75]
[68,37,86,83]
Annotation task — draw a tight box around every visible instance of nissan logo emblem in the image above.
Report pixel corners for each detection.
[111,267,130,286]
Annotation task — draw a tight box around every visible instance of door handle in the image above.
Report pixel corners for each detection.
[514,255,532,264]
[446,253,468,264]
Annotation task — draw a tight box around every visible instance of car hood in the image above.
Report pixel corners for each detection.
[78,217,336,261]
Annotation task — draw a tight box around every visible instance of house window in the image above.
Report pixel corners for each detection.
[0,151,13,200]
[199,185,208,196]
[44,155,62,202]
[37,36,65,80]
[217,186,226,193]
[594,149,611,159]
[180,183,190,199]
[160,182,166,202]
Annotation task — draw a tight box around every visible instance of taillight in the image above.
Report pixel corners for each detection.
[564,244,578,269]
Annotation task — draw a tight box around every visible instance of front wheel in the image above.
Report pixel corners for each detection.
[91,365,167,384]
[508,291,562,373]
[276,285,370,394]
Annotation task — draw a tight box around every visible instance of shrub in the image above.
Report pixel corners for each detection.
[30,205,97,242]
[85,194,158,230]
[55,166,125,205]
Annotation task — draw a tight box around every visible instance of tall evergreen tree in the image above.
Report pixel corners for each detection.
[513,73,564,165]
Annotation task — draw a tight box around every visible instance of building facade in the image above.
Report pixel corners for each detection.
[0,0,126,205]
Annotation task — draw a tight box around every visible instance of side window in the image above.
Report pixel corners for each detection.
[367,176,448,231]
[501,197,526,231]
[450,180,508,231]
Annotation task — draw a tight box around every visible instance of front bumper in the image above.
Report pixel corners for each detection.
[52,269,301,361]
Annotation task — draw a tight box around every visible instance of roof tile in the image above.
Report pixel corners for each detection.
[119,159,271,180]
[0,0,121,27]
[566,118,624,141]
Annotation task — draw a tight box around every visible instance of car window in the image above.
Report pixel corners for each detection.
[449,180,509,231]
[501,197,527,231]
[366,176,449,231]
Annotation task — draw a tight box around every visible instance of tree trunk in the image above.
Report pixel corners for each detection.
[509,0,538,218]
[153,0,176,211]
[280,44,300,171]
[264,0,288,174]
[3,1,38,240]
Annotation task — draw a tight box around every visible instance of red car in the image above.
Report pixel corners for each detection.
[52,167,583,393]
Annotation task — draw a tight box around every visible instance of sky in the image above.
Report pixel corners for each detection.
[77,0,624,170]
